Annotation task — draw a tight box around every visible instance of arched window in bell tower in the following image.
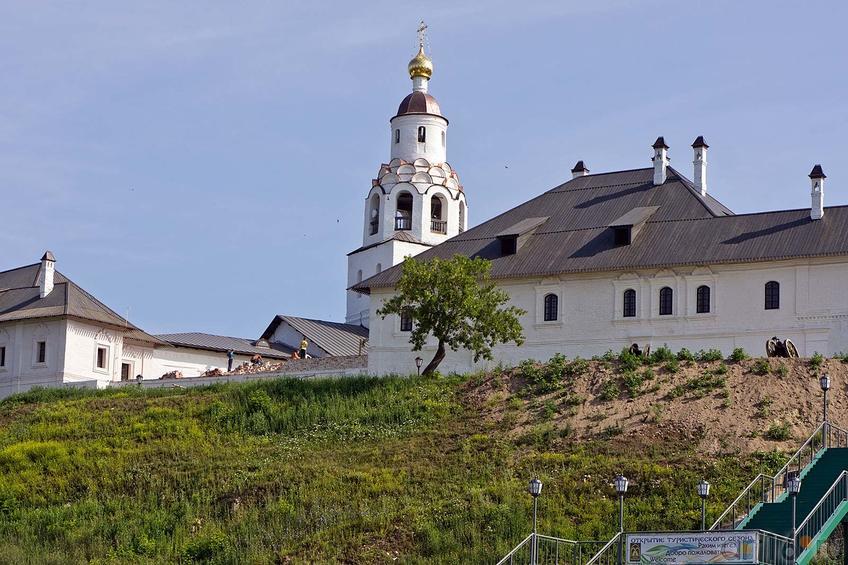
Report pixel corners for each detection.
[430,195,446,234]
[459,201,466,233]
[417,126,426,143]
[394,129,400,144]
[395,192,413,231]
[368,194,380,235]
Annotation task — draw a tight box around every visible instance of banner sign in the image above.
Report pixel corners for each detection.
[625,532,758,564]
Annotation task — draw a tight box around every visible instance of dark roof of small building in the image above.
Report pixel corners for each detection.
[156,332,294,359]
[348,230,432,256]
[394,91,443,120]
[0,263,165,345]
[261,315,369,357]
[356,166,848,292]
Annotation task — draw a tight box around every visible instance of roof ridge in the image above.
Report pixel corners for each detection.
[59,270,140,331]
[0,281,69,294]
[666,166,733,217]
[156,331,260,341]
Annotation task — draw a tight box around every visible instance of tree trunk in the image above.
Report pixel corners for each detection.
[422,341,445,375]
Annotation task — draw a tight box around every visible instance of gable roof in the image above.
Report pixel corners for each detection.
[356,167,848,292]
[0,263,165,345]
[348,230,432,256]
[261,315,369,357]
[156,332,293,359]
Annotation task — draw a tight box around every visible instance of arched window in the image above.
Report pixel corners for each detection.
[623,289,636,318]
[696,285,711,313]
[430,195,446,234]
[765,281,780,310]
[375,263,382,274]
[400,309,413,332]
[441,131,446,147]
[395,192,413,230]
[356,269,362,283]
[417,126,426,143]
[368,194,380,235]
[459,201,465,233]
[659,287,673,316]
[394,129,400,144]
[543,293,558,322]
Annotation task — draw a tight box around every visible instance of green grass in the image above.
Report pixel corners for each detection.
[0,375,783,563]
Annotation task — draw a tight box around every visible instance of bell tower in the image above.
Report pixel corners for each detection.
[346,23,468,327]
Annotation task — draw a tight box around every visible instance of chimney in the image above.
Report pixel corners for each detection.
[810,164,826,220]
[692,136,708,196]
[38,251,55,298]
[571,160,589,179]
[652,137,669,185]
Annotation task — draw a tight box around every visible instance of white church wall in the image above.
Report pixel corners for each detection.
[389,114,448,165]
[366,257,848,375]
[63,320,125,384]
[0,319,66,398]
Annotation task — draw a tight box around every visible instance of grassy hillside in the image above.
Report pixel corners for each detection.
[0,351,842,563]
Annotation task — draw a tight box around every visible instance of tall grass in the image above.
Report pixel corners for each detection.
[0,374,778,563]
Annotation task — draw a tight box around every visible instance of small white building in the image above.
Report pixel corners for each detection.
[357,138,848,375]
[346,40,468,328]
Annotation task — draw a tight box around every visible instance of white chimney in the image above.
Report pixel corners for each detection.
[810,164,826,220]
[38,251,55,298]
[692,136,708,196]
[652,137,669,185]
[571,160,589,179]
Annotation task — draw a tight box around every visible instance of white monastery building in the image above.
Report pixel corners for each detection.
[350,39,848,375]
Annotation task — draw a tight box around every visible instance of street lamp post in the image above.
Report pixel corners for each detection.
[697,479,711,531]
[528,478,543,565]
[415,356,423,376]
[820,374,830,448]
[615,475,629,565]
[787,473,802,562]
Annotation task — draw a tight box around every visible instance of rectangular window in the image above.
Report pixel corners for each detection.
[121,363,131,381]
[96,346,107,369]
[36,341,46,364]
[400,309,413,332]
[0,346,5,367]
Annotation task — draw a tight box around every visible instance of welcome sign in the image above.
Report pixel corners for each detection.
[625,532,758,564]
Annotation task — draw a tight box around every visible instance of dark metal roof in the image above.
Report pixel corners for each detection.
[156,332,293,359]
[810,165,826,179]
[347,230,431,256]
[609,206,659,227]
[571,160,588,173]
[260,315,369,357]
[0,263,165,345]
[41,251,55,261]
[355,166,848,292]
[394,91,443,120]
[653,136,669,149]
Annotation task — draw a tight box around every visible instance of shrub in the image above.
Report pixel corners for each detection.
[729,348,749,362]
[664,358,680,373]
[775,363,789,378]
[751,359,770,376]
[696,349,724,362]
[649,346,676,364]
[676,348,695,362]
[765,421,792,441]
[755,397,773,419]
[835,352,848,364]
[564,357,589,379]
[810,352,824,371]
[712,363,728,376]
[599,380,620,401]
[617,348,642,372]
[621,371,644,398]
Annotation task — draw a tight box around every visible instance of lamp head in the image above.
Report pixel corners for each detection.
[697,479,710,498]
[787,473,802,495]
[614,474,629,495]
[415,356,423,368]
[820,374,831,391]
[528,478,543,497]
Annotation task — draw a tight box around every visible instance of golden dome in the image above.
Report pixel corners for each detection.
[408,46,433,79]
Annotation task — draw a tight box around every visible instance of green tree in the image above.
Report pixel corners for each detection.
[377,255,526,375]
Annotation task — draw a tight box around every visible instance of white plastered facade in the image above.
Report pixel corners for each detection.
[365,257,848,375]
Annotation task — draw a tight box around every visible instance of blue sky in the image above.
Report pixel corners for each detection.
[2,1,846,338]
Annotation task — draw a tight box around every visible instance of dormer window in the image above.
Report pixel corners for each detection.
[417,126,426,143]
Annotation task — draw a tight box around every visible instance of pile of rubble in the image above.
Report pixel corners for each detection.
[228,361,286,375]
[200,368,224,377]
[159,370,184,380]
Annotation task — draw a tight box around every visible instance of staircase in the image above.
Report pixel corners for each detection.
[712,423,848,564]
